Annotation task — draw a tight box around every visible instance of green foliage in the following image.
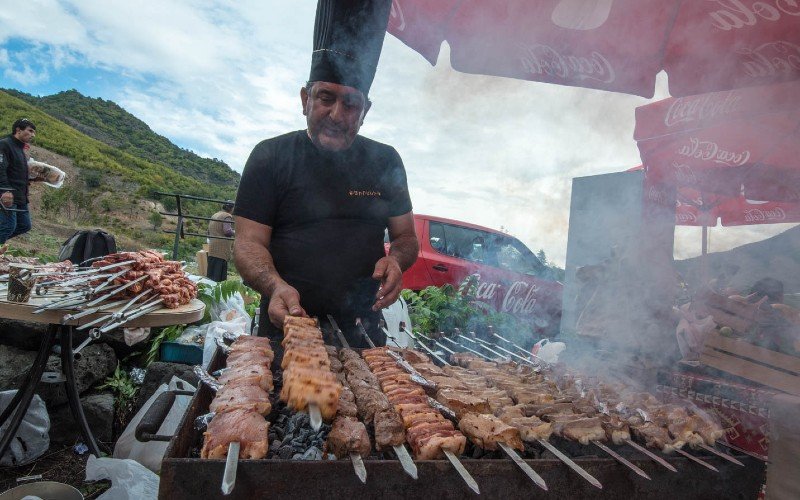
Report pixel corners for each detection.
[402,276,527,343]
[98,363,139,411]
[82,169,103,189]
[149,210,163,230]
[144,324,187,366]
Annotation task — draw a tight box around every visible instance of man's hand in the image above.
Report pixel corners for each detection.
[372,255,403,311]
[0,192,12,208]
[267,282,308,327]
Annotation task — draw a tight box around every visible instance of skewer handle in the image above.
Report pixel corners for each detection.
[221,441,240,495]
[537,439,603,490]
[623,439,677,472]
[674,448,719,472]
[498,442,548,491]
[592,440,651,480]
[393,444,418,480]
[308,403,323,431]
[698,443,745,466]
[443,449,480,495]
[350,453,368,484]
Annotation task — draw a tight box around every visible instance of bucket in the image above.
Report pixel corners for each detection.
[0,481,83,500]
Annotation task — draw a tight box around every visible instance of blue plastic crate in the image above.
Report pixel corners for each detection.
[160,341,203,365]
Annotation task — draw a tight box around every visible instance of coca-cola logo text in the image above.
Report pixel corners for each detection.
[744,207,786,222]
[678,137,751,166]
[501,281,539,315]
[664,92,742,127]
[389,0,406,31]
[673,162,698,184]
[738,41,800,78]
[676,210,698,223]
[708,0,800,31]
[518,44,616,84]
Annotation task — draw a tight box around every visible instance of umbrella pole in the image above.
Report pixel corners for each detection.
[701,225,709,285]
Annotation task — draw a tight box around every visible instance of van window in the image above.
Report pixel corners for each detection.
[493,236,543,275]
[431,221,490,263]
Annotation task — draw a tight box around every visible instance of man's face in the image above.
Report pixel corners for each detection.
[301,82,370,152]
[15,126,36,144]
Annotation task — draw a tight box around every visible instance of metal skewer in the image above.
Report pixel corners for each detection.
[413,330,458,356]
[62,298,129,322]
[221,441,240,495]
[393,444,418,480]
[409,335,450,365]
[591,440,651,480]
[537,438,603,489]
[444,449,480,495]
[716,440,766,462]
[673,448,719,472]
[327,315,349,354]
[355,318,377,349]
[623,439,678,472]
[308,403,323,431]
[464,336,509,361]
[350,453,367,483]
[498,442,548,491]
[441,336,492,361]
[697,443,745,466]
[478,339,538,367]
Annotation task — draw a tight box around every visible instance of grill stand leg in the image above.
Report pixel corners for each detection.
[0,324,58,459]
[60,325,101,456]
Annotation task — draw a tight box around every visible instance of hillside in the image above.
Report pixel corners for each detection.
[4,89,240,188]
[0,89,237,262]
[676,225,800,294]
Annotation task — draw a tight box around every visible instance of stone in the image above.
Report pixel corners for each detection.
[135,362,199,412]
[48,391,115,446]
[278,447,293,460]
[0,344,37,391]
[0,319,49,351]
[32,343,117,408]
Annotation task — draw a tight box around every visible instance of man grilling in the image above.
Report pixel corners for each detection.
[234,0,418,347]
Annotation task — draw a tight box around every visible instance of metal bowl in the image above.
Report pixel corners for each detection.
[0,481,83,500]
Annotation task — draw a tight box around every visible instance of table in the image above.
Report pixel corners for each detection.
[0,296,204,458]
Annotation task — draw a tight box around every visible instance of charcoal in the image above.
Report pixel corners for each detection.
[292,453,304,460]
[278,447,293,460]
[271,439,281,451]
[302,447,322,461]
[281,436,294,447]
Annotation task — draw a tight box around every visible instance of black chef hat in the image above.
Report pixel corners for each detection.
[309,0,392,96]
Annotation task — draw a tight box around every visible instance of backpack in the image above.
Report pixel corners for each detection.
[58,229,117,266]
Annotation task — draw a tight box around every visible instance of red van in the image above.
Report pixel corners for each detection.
[394,214,563,335]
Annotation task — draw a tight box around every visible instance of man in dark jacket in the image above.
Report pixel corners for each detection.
[0,118,36,245]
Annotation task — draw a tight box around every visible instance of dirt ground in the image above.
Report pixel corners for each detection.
[0,446,111,498]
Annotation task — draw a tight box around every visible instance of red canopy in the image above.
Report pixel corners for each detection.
[388,0,800,97]
[633,80,800,226]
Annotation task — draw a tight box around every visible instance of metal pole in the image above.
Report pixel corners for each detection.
[172,194,183,261]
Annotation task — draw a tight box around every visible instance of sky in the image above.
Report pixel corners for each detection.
[0,0,795,266]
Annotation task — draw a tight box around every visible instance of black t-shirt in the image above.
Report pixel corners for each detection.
[235,130,412,323]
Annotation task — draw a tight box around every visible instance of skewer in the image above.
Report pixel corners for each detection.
[413,330,458,356]
[82,274,149,308]
[393,444,418,480]
[354,318,377,349]
[697,443,745,466]
[350,453,368,484]
[62,298,129,322]
[623,439,678,472]
[89,268,132,295]
[498,442,548,491]
[441,336,492,361]
[443,449,480,495]
[193,365,223,391]
[308,403,323,431]
[716,440,767,462]
[327,315,349,352]
[97,299,163,333]
[477,339,538,367]
[491,332,550,367]
[591,440,651,480]
[463,336,509,361]
[673,448,719,472]
[221,441,240,495]
[537,438,603,489]
[409,335,450,365]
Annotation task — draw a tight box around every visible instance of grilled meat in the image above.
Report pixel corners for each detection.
[458,413,524,451]
[326,416,371,459]
[209,384,272,415]
[218,364,274,392]
[201,409,269,459]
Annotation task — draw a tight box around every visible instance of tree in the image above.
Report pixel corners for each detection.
[536,249,548,266]
[149,210,163,231]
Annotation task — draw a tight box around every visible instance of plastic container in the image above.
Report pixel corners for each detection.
[0,481,82,499]
[159,341,203,365]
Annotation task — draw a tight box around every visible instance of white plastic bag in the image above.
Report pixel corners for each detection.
[85,455,159,500]
[202,317,249,368]
[532,339,566,364]
[0,391,50,466]
[123,327,150,346]
[113,376,195,472]
[27,158,66,188]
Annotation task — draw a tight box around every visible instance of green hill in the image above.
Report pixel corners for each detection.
[4,89,240,188]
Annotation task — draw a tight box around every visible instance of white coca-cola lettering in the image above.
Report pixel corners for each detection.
[737,41,800,77]
[389,1,406,31]
[673,162,698,184]
[647,186,667,204]
[678,137,751,166]
[664,92,742,127]
[744,207,786,222]
[676,211,698,223]
[501,281,539,315]
[708,0,800,31]
[474,279,498,300]
[518,44,616,84]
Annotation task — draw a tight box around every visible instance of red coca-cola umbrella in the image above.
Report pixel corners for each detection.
[633,80,800,227]
[388,0,800,97]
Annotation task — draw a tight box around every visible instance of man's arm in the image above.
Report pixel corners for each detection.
[234,216,307,326]
[371,211,419,311]
[0,145,13,207]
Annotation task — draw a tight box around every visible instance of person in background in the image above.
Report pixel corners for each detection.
[233,0,418,346]
[206,200,235,282]
[0,118,37,247]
